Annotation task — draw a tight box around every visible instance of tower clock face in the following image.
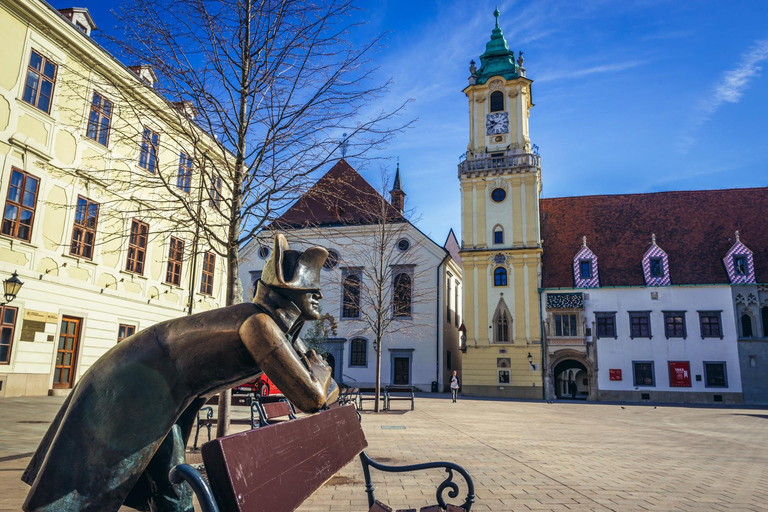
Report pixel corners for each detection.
[486,112,509,135]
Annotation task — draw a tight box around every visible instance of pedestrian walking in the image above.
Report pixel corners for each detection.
[450,370,460,403]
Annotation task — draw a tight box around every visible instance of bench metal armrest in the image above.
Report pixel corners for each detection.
[359,451,474,511]
[169,464,220,512]
[194,406,215,450]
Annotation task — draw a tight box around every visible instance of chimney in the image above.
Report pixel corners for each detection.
[128,65,158,88]
[58,7,96,36]
[173,100,197,120]
[389,161,406,213]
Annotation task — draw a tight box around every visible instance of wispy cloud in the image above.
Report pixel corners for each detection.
[680,37,768,152]
[536,60,647,83]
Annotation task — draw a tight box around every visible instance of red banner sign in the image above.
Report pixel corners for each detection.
[609,369,622,381]
[668,361,691,387]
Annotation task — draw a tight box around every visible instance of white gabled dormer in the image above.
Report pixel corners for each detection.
[724,231,756,284]
[642,233,671,286]
[58,7,97,37]
[573,236,599,288]
[129,65,159,88]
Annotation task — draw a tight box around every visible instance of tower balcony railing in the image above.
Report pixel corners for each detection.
[458,153,540,175]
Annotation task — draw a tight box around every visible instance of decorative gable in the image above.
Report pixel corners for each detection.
[642,234,671,286]
[723,231,756,284]
[573,236,599,288]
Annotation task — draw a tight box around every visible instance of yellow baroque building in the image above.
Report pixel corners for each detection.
[458,9,543,398]
[0,1,229,396]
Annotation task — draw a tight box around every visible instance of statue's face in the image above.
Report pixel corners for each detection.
[281,288,323,320]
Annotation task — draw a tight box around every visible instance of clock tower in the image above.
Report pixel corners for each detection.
[458,8,543,398]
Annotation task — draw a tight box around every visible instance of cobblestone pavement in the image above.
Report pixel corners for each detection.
[1,396,767,511]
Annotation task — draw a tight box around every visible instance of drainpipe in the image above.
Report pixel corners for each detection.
[538,288,546,400]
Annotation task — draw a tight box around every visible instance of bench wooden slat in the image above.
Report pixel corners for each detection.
[201,405,366,512]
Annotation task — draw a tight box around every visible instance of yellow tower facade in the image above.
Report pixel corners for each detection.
[458,9,543,398]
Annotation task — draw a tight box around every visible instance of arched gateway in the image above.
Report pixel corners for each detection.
[547,350,596,400]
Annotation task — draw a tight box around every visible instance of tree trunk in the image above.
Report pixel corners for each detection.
[374,336,382,413]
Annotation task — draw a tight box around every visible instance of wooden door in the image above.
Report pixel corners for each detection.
[393,357,410,385]
[54,317,81,389]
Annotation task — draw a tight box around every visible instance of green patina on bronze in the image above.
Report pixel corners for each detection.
[475,8,519,84]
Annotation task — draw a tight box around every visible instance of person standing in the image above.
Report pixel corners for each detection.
[450,371,460,403]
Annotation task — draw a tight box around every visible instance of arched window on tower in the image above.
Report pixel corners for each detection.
[762,306,768,337]
[393,273,412,317]
[490,91,504,112]
[494,267,507,286]
[741,313,753,338]
[493,226,504,244]
[492,298,512,343]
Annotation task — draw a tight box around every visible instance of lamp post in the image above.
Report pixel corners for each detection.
[1,271,23,305]
[527,352,535,369]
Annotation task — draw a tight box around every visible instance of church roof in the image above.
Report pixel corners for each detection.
[475,8,519,84]
[269,159,405,229]
[540,187,768,288]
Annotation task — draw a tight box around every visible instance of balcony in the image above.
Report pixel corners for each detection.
[458,153,541,176]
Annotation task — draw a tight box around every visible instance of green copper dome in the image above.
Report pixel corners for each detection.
[475,8,519,84]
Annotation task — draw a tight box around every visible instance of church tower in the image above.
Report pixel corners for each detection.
[458,9,543,398]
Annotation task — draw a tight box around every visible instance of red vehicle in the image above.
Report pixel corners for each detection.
[235,374,282,397]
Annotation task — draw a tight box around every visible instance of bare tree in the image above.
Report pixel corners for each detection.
[99,0,410,433]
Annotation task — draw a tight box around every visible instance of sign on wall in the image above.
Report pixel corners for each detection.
[668,361,691,387]
[609,369,622,381]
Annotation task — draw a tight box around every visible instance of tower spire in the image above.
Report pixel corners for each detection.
[390,158,406,213]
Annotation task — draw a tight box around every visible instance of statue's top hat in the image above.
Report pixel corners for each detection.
[261,234,328,291]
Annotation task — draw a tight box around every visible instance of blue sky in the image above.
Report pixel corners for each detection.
[53,0,768,245]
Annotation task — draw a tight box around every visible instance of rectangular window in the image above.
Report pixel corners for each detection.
[86,92,112,146]
[446,276,452,324]
[629,311,651,339]
[554,313,577,337]
[0,306,18,364]
[733,256,746,276]
[580,260,592,279]
[200,252,215,295]
[177,152,192,193]
[22,50,57,113]
[663,311,686,339]
[699,311,722,338]
[349,338,367,367]
[138,128,159,173]
[650,258,663,277]
[446,351,452,370]
[498,369,510,384]
[633,361,655,387]
[595,312,616,339]
[209,174,222,208]
[454,280,459,327]
[125,219,148,274]
[494,230,503,244]
[165,237,184,286]
[70,196,99,259]
[704,362,728,388]
[117,324,135,343]
[2,168,40,242]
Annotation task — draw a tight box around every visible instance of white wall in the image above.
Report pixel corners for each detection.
[586,286,742,393]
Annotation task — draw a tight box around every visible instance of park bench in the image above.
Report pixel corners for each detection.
[338,386,360,407]
[384,386,415,411]
[170,404,474,512]
[193,394,259,450]
[254,399,297,427]
[357,387,387,410]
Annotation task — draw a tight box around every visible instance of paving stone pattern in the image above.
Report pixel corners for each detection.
[1,396,767,511]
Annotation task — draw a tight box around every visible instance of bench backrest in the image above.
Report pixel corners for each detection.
[205,394,252,407]
[260,401,293,421]
[201,404,366,512]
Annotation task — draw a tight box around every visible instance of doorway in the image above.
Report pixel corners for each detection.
[390,350,413,386]
[53,317,81,389]
[325,353,337,384]
[553,359,588,400]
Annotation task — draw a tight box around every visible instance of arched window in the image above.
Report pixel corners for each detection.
[492,298,512,343]
[494,267,507,286]
[762,306,768,337]
[741,314,753,338]
[393,273,412,317]
[490,91,504,112]
[349,338,367,367]
[493,226,504,244]
[342,274,361,318]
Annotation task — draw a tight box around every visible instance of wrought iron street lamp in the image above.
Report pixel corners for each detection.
[527,352,535,369]
[2,271,23,305]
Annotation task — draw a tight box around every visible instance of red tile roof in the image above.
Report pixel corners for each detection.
[269,159,405,229]
[540,187,768,288]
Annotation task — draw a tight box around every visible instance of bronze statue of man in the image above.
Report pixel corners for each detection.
[22,234,338,512]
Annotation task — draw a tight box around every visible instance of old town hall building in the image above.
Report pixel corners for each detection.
[458,10,767,405]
